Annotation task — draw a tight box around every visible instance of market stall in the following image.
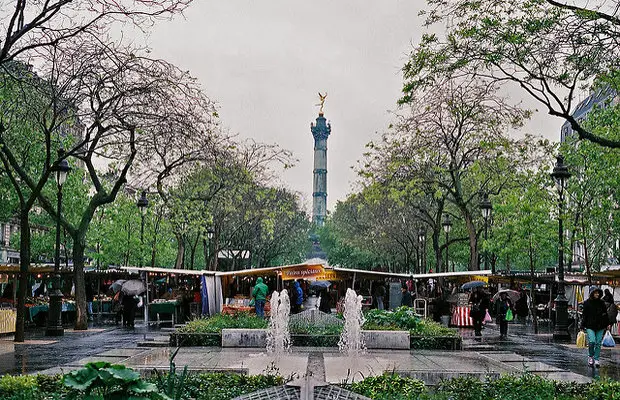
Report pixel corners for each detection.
[121,266,222,325]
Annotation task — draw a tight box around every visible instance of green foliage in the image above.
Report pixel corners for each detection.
[347,374,426,400]
[0,374,40,400]
[154,373,284,400]
[63,362,167,400]
[587,378,620,400]
[154,347,188,400]
[177,313,268,334]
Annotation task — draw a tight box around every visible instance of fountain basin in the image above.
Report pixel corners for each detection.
[222,329,268,348]
[170,330,461,350]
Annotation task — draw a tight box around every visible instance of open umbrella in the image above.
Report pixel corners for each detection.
[460,281,486,290]
[120,279,146,296]
[309,280,331,289]
[109,279,126,293]
[492,289,520,303]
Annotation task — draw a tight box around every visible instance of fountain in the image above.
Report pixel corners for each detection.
[338,288,366,356]
[266,289,291,355]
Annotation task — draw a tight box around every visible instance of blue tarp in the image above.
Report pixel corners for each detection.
[201,275,209,316]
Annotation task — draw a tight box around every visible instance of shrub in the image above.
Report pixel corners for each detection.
[435,376,488,400]
[178,313,268,334]
[157,373,284,400]
[347,374,426,400]
[0,374,40,400]
[587,378,620,400]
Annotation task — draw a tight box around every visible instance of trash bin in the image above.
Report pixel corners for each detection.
[440,315,451,327]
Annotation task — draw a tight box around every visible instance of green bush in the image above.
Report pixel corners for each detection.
[178,314,268,334]
[0,374,40,400]
[587,378,620,400]
[347,374,426,400]
[154,372,284,400]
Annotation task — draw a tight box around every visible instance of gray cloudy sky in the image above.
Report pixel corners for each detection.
[145,0,563,213]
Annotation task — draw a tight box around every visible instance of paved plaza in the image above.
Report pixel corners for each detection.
[1,321,619,385]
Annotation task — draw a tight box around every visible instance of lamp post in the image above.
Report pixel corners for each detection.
[46,149,71,336]
[551,155,571,341]
[442,214,452,273]
[136,191,148,326]
[418,228,426,273]
[480,193,492,273]
[206,227,215,270]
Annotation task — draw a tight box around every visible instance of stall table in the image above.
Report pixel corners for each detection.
[149,300,180,324]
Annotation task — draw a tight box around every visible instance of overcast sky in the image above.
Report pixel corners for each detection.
[145,0,563,214]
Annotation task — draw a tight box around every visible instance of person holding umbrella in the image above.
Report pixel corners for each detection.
[495,291,514,339]
[469,287,488,337]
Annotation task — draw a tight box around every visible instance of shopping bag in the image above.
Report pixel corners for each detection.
[505,308,514,322]
[576,331,587,349]
[249,298,255,307]
[602,330,616,347]
[483,309,492,324]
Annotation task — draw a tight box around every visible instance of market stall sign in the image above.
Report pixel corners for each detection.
[281,265,325,280]
[315,270,342,281]
[470,275,488,283]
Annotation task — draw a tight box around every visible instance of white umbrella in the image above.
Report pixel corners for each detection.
[120,279,146,296]
[492,289,520,303]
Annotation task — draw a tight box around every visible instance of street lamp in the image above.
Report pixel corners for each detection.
[136,191,148,326]
[418,228,426,273]
[206,227,215,269]
[480,193,493,273]
[551,155,571,341]
[442,214,452,273]
[46,149,71,336]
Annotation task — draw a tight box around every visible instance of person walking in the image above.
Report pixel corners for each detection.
[469,288,486,337]
[252,277,269,318]
[291,281,304,314]
[401,284,413,307]
[495,292,513,339]
[375,283,386,310]
[515,291,529,324]
[603,289,618,327]
[581,287,610,367]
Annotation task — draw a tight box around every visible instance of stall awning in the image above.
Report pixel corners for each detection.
[121,266,218,276]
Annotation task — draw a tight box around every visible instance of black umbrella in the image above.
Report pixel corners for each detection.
[109,279,127,293]
[460,281,487,290]
[309,280,331,289]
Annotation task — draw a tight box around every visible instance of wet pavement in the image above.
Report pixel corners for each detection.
[460,320,620,381]
[0,322,155,375]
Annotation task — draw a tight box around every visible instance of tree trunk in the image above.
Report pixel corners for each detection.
[174,233,185,269]
[14,210,30,342]
[581,214,592,286]
[73,238,88,330]
[432,230,442,273]
[189,234,199,270]
[529,237,539,334]
[150,211,162,268]
[463,211,479,270]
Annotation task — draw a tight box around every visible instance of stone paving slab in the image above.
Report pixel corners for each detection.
[122,348,309,379]
[479,352,529,362]
[324,350,518,384]
[99,348,146,357]
[75,356,134,365]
